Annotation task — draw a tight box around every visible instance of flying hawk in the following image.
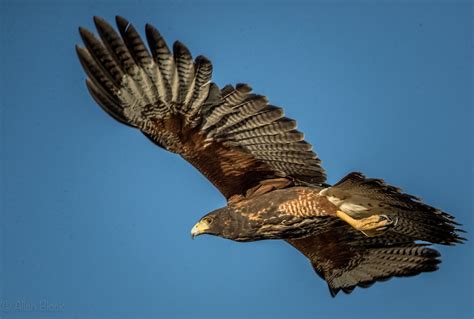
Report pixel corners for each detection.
[76,16,464,296]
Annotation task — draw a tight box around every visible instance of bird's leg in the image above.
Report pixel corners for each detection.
[336,210,396,237]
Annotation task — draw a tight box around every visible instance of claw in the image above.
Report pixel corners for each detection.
[336,210,397,237]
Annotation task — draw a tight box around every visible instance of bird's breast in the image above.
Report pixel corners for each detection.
[275,187,338,217]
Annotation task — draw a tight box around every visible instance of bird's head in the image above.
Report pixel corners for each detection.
[190,206,269,242]
[191,207,235,239]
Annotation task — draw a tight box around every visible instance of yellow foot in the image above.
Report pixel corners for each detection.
[336,210,397,237]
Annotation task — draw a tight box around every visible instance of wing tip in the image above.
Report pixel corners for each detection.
[93,15,105,26]
[78,25,95,43]
[93,15,116,36]
[145,22,158,35]
[115,15,129,27]
[173,40,192,58]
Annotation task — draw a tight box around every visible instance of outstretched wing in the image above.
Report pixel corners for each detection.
[287,220,441,296]
[76,16,326,200]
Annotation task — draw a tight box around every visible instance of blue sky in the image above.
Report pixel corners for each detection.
[1,1,472,318]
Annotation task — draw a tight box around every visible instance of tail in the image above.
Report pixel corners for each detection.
[288,172,465,296]
[320,172,465,245]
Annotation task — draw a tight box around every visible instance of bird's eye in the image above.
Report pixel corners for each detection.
[205,217,213,224]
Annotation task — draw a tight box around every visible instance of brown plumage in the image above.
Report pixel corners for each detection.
[287,228,442,297]
[76,16,325,201]
[77,16,465,297]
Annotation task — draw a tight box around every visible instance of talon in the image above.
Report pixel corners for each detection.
[379,215,398,228]
[378,214,396,225]
[392,216,399,227]
[336,210,397,237]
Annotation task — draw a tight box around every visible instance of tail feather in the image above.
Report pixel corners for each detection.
[320,172,465,245]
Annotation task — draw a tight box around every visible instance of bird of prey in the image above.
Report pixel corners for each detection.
[76,16,465,296]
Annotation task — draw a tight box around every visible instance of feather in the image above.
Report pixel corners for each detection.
[209,95,268,135]
[221,107,285,135]
[77,16,327,200]
[145,23,176,103]
[287,219,446,296]
[245,141,313,152]
[173,41,195,108]
[78,27,124,85]
[187,55,213,120]
[234,130,304,146]
[116,16,161,105]
[221,118,297,141]
[202,84,251,130]
[85,79,131,126]
[321,172,465,245]
[76,45,121,103]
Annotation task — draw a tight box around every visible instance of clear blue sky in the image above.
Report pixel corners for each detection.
[1,1,472,318]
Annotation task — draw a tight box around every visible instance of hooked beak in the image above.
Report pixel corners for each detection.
[191,220,210,239]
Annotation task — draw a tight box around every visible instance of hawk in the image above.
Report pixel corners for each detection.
[76,16,465,296]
